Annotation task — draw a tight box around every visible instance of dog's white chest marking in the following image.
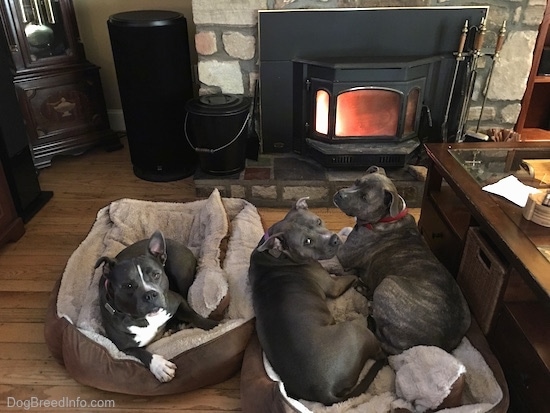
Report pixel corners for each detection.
[128,309,171,347]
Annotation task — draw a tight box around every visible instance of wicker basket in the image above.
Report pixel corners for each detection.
[457,227,510,335]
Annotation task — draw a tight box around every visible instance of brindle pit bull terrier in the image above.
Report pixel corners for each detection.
[333,166,471,355]
[95,230,219,382]
[248,198,385,405]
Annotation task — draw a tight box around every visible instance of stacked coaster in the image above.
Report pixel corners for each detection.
[523,192,550,227]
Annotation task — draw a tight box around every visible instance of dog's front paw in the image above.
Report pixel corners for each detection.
[353,278,371,298]
[150,354,177,382]
[338,226,353,241]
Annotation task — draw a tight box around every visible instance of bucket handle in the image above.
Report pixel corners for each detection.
[184,112,251,154]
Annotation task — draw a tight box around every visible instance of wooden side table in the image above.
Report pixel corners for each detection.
[419,142,550,411]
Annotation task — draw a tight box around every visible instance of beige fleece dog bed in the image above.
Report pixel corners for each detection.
[241,272,510,413]
[44,189,263,395]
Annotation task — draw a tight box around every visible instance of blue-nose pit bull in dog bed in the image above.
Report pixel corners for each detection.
[44,189,263,395]
[240,256,510,413]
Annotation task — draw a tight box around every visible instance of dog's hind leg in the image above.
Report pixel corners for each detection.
[170,291,219,330]
[370,275,428,354]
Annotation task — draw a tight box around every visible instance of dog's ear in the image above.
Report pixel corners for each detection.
[387,190,404,217]
[366,165,386,176]
[95,257,116,277]
[148,230,167,264]
[294,197,310,210]
[257,232,285,257]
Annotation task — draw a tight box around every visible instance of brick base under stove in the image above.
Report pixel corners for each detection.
[194,153,426,208]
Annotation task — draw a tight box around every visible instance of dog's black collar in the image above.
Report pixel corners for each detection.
[104,301,117,315]
[103,277,122,316]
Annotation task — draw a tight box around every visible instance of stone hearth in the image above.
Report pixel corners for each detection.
[194,154,426,208]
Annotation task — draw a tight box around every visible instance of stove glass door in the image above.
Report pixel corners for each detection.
[334,88,400,138]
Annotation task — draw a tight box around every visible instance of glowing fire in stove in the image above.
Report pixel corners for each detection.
[335,89,399,137]
[315,90,330,135]
[314,88,419,139]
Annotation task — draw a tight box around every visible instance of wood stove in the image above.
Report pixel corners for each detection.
[296,55,442,168]
[258,7,489,169]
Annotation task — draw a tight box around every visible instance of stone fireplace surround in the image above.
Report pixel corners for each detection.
[192,0,545,133]
[190,0,546,206]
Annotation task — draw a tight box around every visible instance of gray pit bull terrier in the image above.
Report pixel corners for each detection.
[95,230,219,382]
[248,198,385,405]
[333,166,471,355]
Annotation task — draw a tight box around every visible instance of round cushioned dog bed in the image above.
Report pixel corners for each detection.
[240,277,510,413]
[44,189,263,395]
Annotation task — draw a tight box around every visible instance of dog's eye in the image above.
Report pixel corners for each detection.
[152,271,161,279]
[304,238,312,246]
[123,282,134,290]
[316,218,322,225]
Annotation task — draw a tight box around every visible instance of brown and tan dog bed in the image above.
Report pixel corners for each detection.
[241,277,510,413]
[44,189,263,395]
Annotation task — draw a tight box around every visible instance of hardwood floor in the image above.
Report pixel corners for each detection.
[0,138,418,412]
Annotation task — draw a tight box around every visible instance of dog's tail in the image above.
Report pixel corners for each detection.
[345,357,388,400]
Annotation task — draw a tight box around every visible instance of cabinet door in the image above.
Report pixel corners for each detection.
[14,65,110,144]
[419,198,463,276]
[490,302,550,411]
[1,0,84,72]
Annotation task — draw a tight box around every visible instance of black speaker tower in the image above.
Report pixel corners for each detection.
[108,10,197,181]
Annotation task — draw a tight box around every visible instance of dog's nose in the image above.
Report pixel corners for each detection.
[329,234,342,246]
[143,291,158,302]
[333,190,347,204]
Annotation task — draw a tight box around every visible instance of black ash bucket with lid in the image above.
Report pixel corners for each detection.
[185,94,251,175]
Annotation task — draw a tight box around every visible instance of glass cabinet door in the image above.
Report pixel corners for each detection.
[2,0,82,71]
[19,0,69,61]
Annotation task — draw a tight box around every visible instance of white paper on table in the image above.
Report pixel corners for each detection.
[482,175,541,207]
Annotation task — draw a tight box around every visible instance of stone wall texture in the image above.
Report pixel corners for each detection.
[191,0,546,132]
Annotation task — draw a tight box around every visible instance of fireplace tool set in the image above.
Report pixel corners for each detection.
[475,21,508,135]
[444,18,507,143]
[441,20,469,143]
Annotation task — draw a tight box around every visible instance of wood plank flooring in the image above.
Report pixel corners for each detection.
[0,138,418,412]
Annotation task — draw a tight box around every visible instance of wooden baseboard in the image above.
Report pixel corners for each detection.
[107,109,126,132]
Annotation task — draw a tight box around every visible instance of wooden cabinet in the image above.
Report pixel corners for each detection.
[420,142,550,411]
[0,157,25,247]
[418,166,473,276]
[490,277,550,410]
[13,63,116,168]
[0,0,119,168]
[516,1,550,141]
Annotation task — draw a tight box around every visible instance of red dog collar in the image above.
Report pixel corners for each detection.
[362,207,409,230]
